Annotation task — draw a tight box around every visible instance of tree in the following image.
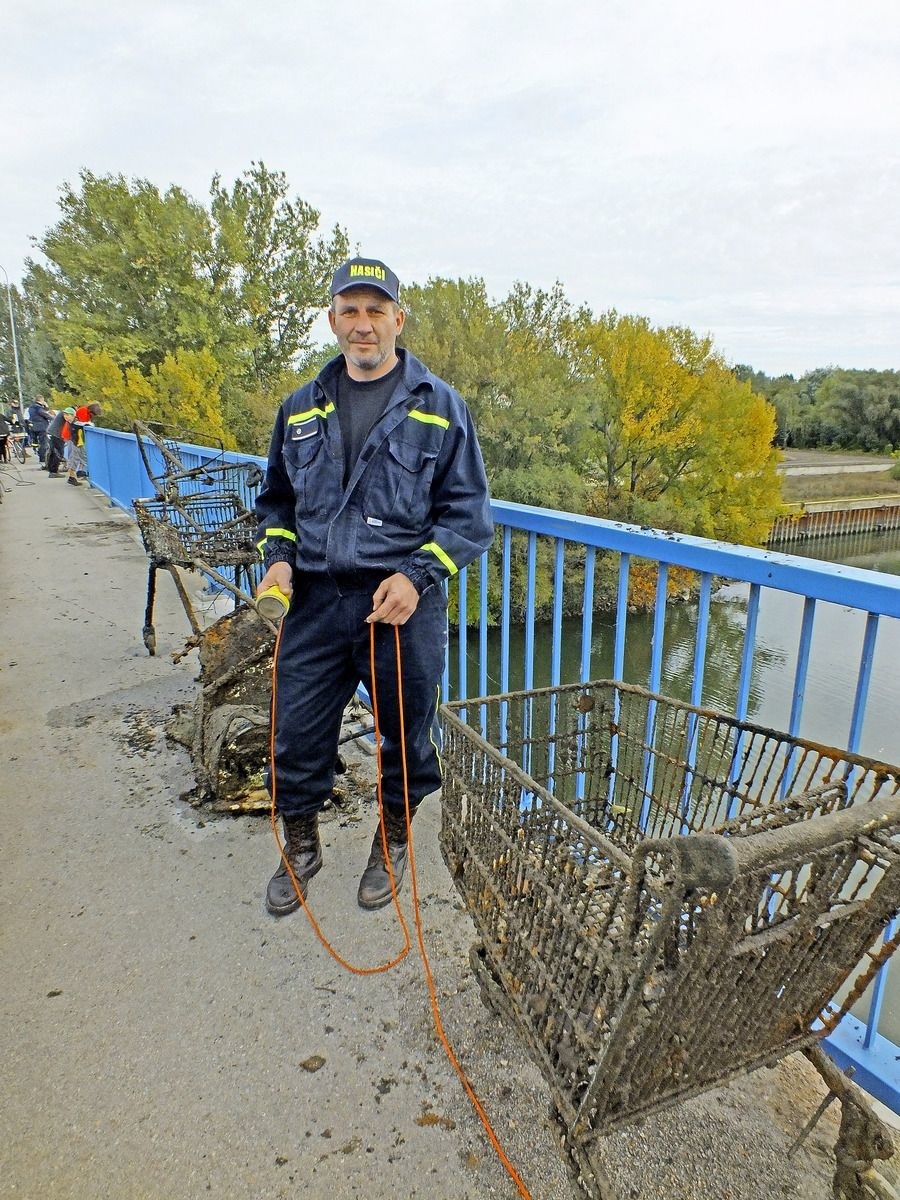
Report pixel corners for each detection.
[402,277,590,511]
[60,346,230,447]
[571,313,781,547]
[817,370,900,452]
[209,163,348,396]
[782,368,828,447]
[24,164,348,448]
[768,381,802,447]
[27,171,220,373]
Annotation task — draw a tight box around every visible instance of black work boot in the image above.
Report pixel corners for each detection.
[266,812,322,916]
[357,806,415,910]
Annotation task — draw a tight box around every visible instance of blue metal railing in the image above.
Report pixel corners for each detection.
[85,425,900,1109]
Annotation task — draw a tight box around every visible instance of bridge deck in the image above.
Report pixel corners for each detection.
[0,460,891,1199]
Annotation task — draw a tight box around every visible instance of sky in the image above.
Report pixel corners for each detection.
[3,0,899,377]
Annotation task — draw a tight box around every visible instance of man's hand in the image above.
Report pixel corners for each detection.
[367,573,420,625]
[256,561,293,601]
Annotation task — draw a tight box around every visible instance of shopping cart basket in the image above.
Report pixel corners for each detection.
[133,420,264,503]
[133,490,260,654]
[440,680,900,1198]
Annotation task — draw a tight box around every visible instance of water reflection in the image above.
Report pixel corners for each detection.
[449,527,900,763]
[785,524,900,577]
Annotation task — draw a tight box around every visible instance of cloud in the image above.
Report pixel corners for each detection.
[2,0,899,374]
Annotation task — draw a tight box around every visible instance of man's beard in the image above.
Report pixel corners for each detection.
[347,343,391,372]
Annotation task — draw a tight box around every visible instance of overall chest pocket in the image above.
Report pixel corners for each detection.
[378,437,439,526]
[283,432,328,515]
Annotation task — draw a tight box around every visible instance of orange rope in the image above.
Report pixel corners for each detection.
[268,614,532,1198]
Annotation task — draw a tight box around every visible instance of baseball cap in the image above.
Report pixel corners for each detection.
[63,406,76,416]
[330,257,400,303]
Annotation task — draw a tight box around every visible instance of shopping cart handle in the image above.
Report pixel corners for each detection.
[636,832,739,895]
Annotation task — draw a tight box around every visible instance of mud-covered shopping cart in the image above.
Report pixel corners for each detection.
[131,422,264,654]
[440,681,900,1199]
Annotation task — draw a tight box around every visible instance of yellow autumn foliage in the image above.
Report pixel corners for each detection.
[58,346,233,449]
[573,313,782,548]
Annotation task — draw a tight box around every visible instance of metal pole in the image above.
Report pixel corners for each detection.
[0,264,25,413]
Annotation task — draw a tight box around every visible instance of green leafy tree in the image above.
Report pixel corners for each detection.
[24,164,348,448]
[817,370,900,452]
[209,162,348,397]
[402,277,590,511]
[789,368,831,447]
[27,171,220,372]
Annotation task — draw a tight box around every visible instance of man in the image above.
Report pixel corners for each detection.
[254,256,493,916]
[26,396,52,465]
[46,407,75,477]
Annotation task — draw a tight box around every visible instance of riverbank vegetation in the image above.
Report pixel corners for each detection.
[738,365,900,455]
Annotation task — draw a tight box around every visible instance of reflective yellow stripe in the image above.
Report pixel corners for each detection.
[287,403,335,424]
[257,528,297,558]
[408,410,450,429]
[422,541,457,575]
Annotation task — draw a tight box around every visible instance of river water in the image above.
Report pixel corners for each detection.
[454,525,900,764]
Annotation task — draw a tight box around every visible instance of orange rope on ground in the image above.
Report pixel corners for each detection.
[268,615,532,1198]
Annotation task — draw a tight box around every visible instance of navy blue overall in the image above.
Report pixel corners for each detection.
[271,572,447,818]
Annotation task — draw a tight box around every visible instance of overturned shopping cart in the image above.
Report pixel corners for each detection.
[440,681,900,1198]
[131,421,264,654]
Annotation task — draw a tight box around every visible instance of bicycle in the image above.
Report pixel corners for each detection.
[9,432,29,463]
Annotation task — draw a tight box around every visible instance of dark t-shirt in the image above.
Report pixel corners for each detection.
[335,359,402,485]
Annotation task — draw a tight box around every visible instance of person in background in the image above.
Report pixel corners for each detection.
[26,396,52,465]
[67,401,102,485]
[254,255,493,917]
[5,399,25,432]
[0,409,10,462]
[46,407,75,477]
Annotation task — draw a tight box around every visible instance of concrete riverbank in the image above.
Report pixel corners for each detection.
[768,497,900,544]
[1,458,894,1199]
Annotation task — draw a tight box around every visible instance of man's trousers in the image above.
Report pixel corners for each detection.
[268,573,447,819]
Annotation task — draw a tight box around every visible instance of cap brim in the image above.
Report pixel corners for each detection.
[332,282,397,302]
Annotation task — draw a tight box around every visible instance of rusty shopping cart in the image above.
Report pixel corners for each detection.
[132,422,264,654]
[440,681,900,1198]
